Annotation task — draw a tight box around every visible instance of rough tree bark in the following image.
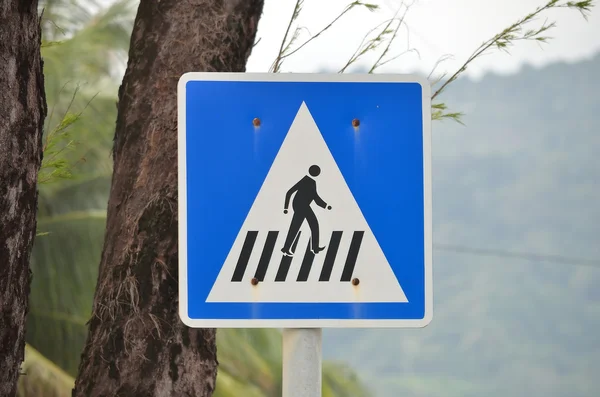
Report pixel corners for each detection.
[71,1,264,396]
[0,1,47,396]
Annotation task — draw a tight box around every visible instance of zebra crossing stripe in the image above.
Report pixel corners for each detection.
[275,231,302,282]
[318,231,342,282]
[296,241,314,282]
[254,231,279,282]
[231,230,366,283]
[340,231,364,282]
[231,230,258,282]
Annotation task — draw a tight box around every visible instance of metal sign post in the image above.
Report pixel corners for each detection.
[282,329,322,397]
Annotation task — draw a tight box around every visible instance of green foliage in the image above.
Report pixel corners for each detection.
[38,89,87,186]
[28,1,370,395]
[216,329,282,394]
[322,361,370,397]
[40,0,135,97]
[28,0,131,381]
[28,204,107,375]
[17,344,74,397]
[36,0,135,188]
[431,103,464,124]
[35,0,134,227]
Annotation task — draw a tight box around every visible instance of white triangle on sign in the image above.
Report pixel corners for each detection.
[206,102,408,303]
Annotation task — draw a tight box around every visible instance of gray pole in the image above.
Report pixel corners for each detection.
[282,328,322,397]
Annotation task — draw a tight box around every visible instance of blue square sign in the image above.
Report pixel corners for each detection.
[177,73,432,328]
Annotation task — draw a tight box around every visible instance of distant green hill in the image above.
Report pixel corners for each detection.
[323,53,600,397]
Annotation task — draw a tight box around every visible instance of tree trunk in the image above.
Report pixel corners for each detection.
[72,1,264,396]
[0,1,46,396]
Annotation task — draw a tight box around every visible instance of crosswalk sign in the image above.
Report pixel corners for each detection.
[177,73,432,328]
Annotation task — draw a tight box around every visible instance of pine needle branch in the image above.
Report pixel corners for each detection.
[432,0,595,101]
[431,102,465,124]
[270,1,380,73]
[271,0,303,73]
[368,1,417,73]
[338,18,398,73]
[38,87,97,185]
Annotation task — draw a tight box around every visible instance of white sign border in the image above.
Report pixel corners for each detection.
[177,72,433,328]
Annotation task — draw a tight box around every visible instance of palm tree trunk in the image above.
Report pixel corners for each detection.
[72,1,264,396]
[0,1,46,396]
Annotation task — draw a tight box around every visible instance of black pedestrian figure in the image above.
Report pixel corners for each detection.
[281,165,332,256]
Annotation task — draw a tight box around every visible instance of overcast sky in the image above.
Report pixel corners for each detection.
[246,0,600,80]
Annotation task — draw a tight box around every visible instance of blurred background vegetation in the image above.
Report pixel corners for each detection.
[326,54,600,396]
[20,0,369,396]
[17,0,600,396]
